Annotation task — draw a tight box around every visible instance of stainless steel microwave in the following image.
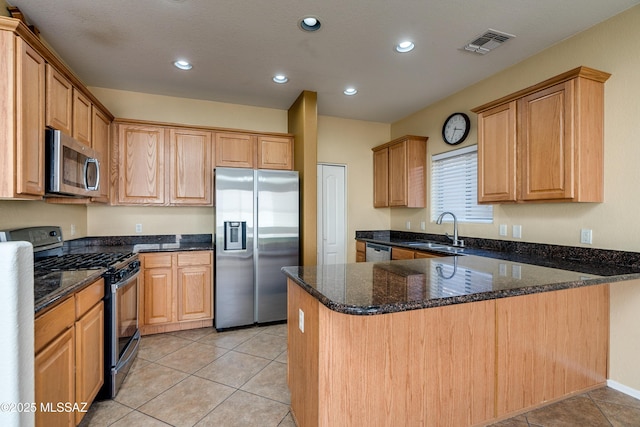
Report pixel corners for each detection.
[45,129,100,197]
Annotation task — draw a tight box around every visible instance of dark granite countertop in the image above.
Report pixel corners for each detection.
[282,256,622,315]
[34,234,213,314]
[282,230,640,316]
[34,269,105,314]
[64,234,214,254]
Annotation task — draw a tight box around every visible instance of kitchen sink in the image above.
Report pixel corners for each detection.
[400,241,466,254]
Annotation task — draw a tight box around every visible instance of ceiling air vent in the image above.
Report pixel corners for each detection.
[463,29,515,55]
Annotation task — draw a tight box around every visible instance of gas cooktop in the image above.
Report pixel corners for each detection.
[34,252,134,272]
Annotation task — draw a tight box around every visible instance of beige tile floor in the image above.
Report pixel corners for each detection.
[80,325,640,427]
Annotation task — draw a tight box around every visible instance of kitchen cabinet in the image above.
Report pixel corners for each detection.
[139,251,213,335]
[73,88,92,146]
[169,129,213,205]
[91,107,111,202]
[34,278,104,427]
[372,135,427,208]
[215,132,295,170]
[473,66,610,203]
[116,124,166,205]
[0,33,45,199]
[45,64,73,135]
[356,241,366,262]
[216,132,255,168]
[257,135,294,170]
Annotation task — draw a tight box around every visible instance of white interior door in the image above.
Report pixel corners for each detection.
[317,164,346,265]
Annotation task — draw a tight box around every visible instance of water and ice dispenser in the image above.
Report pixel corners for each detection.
[224,221,246,250]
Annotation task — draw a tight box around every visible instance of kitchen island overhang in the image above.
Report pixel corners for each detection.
[283,255,616,427]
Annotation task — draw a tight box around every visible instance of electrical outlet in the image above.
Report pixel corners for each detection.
[70,224,76,236]
[135,224,143,233]
[580,229,593,244]
[512,225,522,239]
[420,221,426,231]
[512,264,522,279]
[298,309,304,333]
[406,221,411,230]
[499,224,507,236]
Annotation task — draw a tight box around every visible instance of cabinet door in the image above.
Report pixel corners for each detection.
[477,101,517,203]
[143,268,174,325]
[177,265,212,321]
[414,251,442,259]
[35,327,75,427]
[388,142,407,206]
[73,88,92,146]
[75,302,104,424]
[16,37,45,197]
[257,136,293,170]
[519,81,574,201]
[45,64,72,135]
[215,133,255,168]
[117,125,166,205]
[169,129,212,205]
[372,148,389,207]
[91,107,111,202]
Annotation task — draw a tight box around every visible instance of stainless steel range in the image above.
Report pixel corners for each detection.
[0,226,141,399]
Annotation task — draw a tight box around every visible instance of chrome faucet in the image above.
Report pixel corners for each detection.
[436,211,464,247]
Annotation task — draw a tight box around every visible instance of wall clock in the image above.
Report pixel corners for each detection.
[442,112,470,145]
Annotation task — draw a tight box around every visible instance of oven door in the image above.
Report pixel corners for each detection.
[110,271,141,396]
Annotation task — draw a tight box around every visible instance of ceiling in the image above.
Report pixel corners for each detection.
[7,0,640,123]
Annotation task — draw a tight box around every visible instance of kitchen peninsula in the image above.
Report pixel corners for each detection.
[283,255,618,427]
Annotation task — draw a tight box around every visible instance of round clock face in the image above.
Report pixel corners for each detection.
[442,113,470,145]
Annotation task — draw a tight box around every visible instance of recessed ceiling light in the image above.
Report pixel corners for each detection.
[273,74,289,84]
[343,87,358,96]
[173,60,192,70]
[299,15,321,32]
[395,41,415,53]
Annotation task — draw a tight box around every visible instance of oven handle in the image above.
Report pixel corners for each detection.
[111,269,140,294]
[114,329,141,372]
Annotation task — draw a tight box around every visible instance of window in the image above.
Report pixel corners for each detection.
[430,145,493,223]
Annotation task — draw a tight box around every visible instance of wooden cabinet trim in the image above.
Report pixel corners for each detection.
[471,66,611,114]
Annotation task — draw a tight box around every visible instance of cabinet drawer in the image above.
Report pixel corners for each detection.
[391,247,415,260]
[142,253,173,268]
[177,251,212,266]
[76,278,105,318]
[35,297,75,354]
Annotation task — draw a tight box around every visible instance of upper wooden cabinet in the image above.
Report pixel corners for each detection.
[473,66,610,204]
[45,64,73,135]
[116,124,166,205]
[169,128,212,205]
[114,122,214,206]
[73,88,92,146]
[215,132,294,170]
[257,135,294,170]
[92,107,111,202]
[216,132,255,168]
[372,135,427,208]
[0,33,46,199]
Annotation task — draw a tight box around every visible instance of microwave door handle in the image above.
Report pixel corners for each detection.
[84,158,100,191]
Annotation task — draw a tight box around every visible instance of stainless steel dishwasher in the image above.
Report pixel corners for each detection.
[365,242,391,262]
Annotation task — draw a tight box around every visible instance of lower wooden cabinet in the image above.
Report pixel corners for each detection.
[355,241,366,262]
[34,278,104,427]
[139,251,213,334]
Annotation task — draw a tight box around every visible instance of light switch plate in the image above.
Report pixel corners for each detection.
[406,221,411,230]
[299,309,304,333]
[580,229,593,244]
[499,224,507,236]
[135,224,143,233]
[512,225,522,239]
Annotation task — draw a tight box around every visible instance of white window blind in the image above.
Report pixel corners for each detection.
[430,145,493,223]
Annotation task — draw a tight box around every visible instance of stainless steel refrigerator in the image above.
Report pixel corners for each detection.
[214,167,299,330]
